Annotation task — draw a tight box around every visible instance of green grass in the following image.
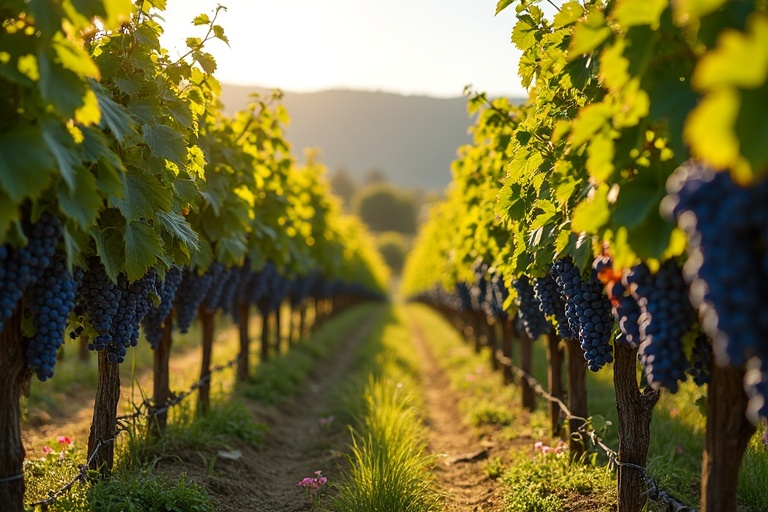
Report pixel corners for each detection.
[243,304,376,404]
[88,471,213,512]
[331,305,441,512]
[501,450,616,512]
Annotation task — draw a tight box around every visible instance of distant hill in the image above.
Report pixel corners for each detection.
[220,84,524,191]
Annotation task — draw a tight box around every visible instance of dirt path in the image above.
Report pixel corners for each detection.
[156,306,384,512]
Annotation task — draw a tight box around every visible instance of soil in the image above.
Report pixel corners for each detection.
[22,305,529,511]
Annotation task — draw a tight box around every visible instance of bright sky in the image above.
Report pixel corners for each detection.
[159,0,528,98]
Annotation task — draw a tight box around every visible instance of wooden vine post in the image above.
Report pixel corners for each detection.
[487,317,498,371]
[613,343,659,512]
[546,332,565,437]
[501,317,515,385]
[260,310,270,363]
[299,301,308,340]
[87,350,121,477]
[701,364,756,512]
[520,330,536,412]
[151,319,173,435]
[197,308,215,416]
[236,302,251,382]
[0,311,28,511]
[274,307,282,354]
[286,304,296,346]
[564,337,588,458]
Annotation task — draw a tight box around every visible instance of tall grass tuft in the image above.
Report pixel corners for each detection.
[332,306,440,512]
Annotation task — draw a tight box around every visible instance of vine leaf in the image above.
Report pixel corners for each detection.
[142,123,187,167]
[0,124,55,201]
[93,83,135,142]
[125,221,163,281]
[111,171,173,222]
[495,0,514,15]
[57,168,101,229]
[156,210,199,250]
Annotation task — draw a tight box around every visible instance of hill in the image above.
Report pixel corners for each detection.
[220,85,523,191]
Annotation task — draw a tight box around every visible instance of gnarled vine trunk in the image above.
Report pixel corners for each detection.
[0,310,28,512]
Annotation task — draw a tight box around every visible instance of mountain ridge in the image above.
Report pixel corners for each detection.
[220,84,525,191]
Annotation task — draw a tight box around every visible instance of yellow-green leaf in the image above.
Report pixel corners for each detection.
[611,0,667,29]
[572,187,610,234]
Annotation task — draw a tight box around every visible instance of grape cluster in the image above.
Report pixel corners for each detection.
[513,276,550,339]
[534,272,572,339]
[24,253,81,380]
[456,282,473,312]
[551,258,614,372]
[141,266,183,348]
[128,271,157,346]
[687,333,712,386]
[745,359,768,423]
[550,258,581,338]
[288,274,312,308]
[200,263,225,314]
[0,213,62,331]
[79,259,121,354]
[486,273,509,319]
[631,260,695,393]
[175,270,214,333]
[664,164,768,369]
[608,280,642,349]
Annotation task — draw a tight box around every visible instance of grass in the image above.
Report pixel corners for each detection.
[88,471,213,512]
[331,305,441,512]
[243,304,376,404]
[501,450,616,512]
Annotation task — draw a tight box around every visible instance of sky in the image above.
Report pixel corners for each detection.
[159,0,528,99]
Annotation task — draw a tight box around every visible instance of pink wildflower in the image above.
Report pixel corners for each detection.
[297,470,328,503]
[762,430,768,449]
[676,445,684,455]
[319,415,335,427]
[534,441,544,452]
[541,446,554,455]
[42,446,52,455]
[57,436,72,446]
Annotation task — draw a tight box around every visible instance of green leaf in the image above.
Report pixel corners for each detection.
[571,187,610,234]
[611,0,667,29]
[586,133,615,183]
[93,83,135,142]
[612,183,664,229]
[111,171,173,222]
[512,16,538,52]
[37,48,86,118]
[28,0,65,40]
[93,225,125,281]
[156,210,199,250]
[57,168,101,229]
[553,1,584,28]
[495,0,514,15]
[684,89,739,171]
[124,221,163,281]
[0,190,21,244]
[570,102,614,148]
[193,13,211,25]
[627,215,674,260]
[193,51,217,74]
[0,123,55,202]
[212,25,230,46]
[142,123,188,167]
[41,120,79,190]
[569,9,611,58]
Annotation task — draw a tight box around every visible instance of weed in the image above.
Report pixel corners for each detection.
[88,471,213,512]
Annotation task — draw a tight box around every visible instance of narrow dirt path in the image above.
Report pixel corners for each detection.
[158,305,385,512]
[408,311,516,512]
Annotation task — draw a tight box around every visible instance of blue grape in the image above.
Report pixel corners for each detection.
[664,164,768,369]
[513,275,550,339]
[687,333,712,386]
[456,282,473,312]
[633,260,695,393]
[175,269,214,333]
[609,279,642,349]
[200,263,226,313]
[0,213,62,332]
[141,266,183,348]
[534,272,572,339]
[79,258,121,353]
[552,258,614,372]
[24,253,81,380]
